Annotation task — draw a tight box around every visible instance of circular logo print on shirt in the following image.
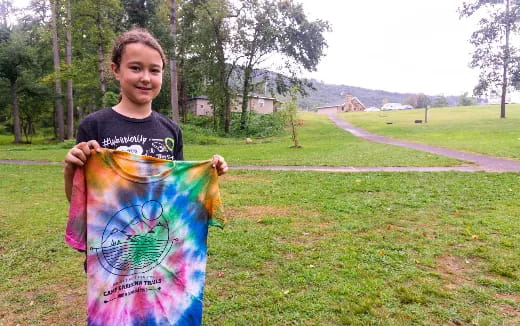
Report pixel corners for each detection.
[92,200,176,276]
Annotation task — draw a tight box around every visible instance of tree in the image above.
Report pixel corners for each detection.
[235,0,330,131]
[404,94,417,108]
[50,0,64,141]
[457,92,476,106]
[432,94,448,107]
[169,0,179,123]
[283,89,301,148]
[416,93,431,109]
[65,0,73,139]
[460,0,520,118]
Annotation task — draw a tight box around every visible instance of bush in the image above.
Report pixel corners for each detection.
[229,111,287,138]
[180,123,221,145]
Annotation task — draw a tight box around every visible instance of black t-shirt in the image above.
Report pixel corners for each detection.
[76,108,183,161]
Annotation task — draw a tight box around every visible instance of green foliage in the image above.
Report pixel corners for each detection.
[457,92,476,106]
[102,91,119,107]
[432,94,449,108]
[460,0,520,117]
[283,93,301,148]
[230,111,287,138]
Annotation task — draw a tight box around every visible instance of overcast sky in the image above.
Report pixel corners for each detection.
[297,0,480,96]
[13,0,480,96]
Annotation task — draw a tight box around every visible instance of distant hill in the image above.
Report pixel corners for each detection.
[238,68,461,109]
[296,79,459,110]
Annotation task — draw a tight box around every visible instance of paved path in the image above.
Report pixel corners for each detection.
[327,114,520,172]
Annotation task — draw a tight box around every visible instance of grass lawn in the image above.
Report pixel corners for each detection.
[2,165,519,325]
[0,113,461,167]
[339,104,520,160]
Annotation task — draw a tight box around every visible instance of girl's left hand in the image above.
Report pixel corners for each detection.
[212,154,228,176]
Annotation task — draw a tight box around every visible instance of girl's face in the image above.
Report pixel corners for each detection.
[112,43,163,109]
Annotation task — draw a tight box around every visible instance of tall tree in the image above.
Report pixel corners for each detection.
[460,0,520,118]
[65,0,73,139]
[235,0,330,131]
[169,0,179,123]
[193,0,241,133]
[50,0,64,141]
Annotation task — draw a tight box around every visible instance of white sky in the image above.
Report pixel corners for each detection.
[13,0,481,96]
[297,0,480,96]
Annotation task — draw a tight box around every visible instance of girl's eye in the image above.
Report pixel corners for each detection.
[130,66,140,71]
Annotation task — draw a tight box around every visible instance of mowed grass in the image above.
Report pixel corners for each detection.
[2,165,520,325]
[0,113,461,167]
[340,104,520,160]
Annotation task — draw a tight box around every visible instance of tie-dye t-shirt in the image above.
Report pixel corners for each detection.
[65,149,223,326]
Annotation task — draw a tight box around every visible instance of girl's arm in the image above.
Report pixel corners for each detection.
[64,140,101,202]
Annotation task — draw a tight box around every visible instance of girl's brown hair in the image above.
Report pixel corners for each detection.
[111,28,167,69]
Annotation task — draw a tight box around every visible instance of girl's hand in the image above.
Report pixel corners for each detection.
[211,154,228,176]
[64,140,102,170]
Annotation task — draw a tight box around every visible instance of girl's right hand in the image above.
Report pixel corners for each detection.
[64,140,102,169]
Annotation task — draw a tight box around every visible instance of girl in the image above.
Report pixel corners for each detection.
[63,28,227,326]
[64,28,228,200]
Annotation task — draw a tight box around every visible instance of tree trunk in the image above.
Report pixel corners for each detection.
[10,81,22,143]
[178,66,188,122]
[65,0,74,139]
[51,0,64,142]
[240,66,252,131]
[96,1,106,102]
[169,0,179,123]
[500,0,510,119]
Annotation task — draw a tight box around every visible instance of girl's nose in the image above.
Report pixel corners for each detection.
[140,71,151,83]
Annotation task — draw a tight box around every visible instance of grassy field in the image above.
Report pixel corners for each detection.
[0,113,461,167]
[340,104,520,160]
[1,164,520,325]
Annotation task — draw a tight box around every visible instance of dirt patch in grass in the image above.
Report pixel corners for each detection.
[226,205,321,221]
[41,289,86,325]
[220,174,271,183]
[496,293,520,302]
[499,304,520,319]
[436,255,479,289]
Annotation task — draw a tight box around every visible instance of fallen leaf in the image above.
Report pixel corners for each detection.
[29,301,34,306]
[386,225,393,230]
[471,234,478,239]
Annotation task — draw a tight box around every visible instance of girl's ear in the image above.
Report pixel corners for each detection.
[111,62,120,80]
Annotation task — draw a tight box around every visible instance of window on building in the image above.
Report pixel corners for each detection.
[259,99,265,107]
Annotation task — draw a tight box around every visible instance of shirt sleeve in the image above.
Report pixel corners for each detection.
[174,128,184,161]
[76,117,94,144]
[65,167,87,251]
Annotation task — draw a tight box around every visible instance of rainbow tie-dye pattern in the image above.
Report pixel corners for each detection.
[65,149,223,326]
